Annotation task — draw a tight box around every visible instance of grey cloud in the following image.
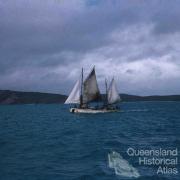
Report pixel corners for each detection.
[0,0,180,95]
[126,69,135,75]
[151,1,180,35]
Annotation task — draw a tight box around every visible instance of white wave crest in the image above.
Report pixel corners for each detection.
[108,151,140,178]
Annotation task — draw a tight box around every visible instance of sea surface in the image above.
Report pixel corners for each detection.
[0,102,180,180]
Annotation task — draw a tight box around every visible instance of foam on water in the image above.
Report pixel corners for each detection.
[108,151,140,178]
[120,109,149,112]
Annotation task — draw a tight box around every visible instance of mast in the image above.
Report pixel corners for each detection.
[105,78,108,106]
[80,67,83,107]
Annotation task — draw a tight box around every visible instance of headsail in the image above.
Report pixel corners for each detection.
[108,78,121,104]
[83,67,101,103]
[64,79,81,104]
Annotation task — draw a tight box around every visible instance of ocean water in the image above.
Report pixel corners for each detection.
[0,102,180,180]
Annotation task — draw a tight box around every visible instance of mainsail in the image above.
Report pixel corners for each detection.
[64,79,81,104]
[107,78,121,104]
[83,67,101,103]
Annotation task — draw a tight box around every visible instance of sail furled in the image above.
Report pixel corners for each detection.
[108,78,121,104]
[83,67,101,103]
[64,79,81,104]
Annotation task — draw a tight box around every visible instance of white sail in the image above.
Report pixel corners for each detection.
[83,67,101,103]
[108,78,121,104]
[64,79,81,104]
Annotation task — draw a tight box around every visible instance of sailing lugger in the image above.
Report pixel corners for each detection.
[65,66,121,113]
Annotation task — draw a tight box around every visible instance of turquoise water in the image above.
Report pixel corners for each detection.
[0,102,180,180]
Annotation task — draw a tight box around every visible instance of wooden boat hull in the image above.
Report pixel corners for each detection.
[70,108,120,113]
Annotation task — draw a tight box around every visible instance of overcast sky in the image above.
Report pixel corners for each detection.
[0,0,180,95]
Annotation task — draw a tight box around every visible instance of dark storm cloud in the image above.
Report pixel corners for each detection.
[0,0,180,94]
[0,0,142,73]
[151,0,180,35]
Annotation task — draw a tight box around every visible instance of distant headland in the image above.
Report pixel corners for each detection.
[0,90,180,105]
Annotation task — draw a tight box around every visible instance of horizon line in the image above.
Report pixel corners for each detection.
[0,89,180,97]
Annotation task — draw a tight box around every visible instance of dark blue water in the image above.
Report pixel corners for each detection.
[0,102,180,180]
